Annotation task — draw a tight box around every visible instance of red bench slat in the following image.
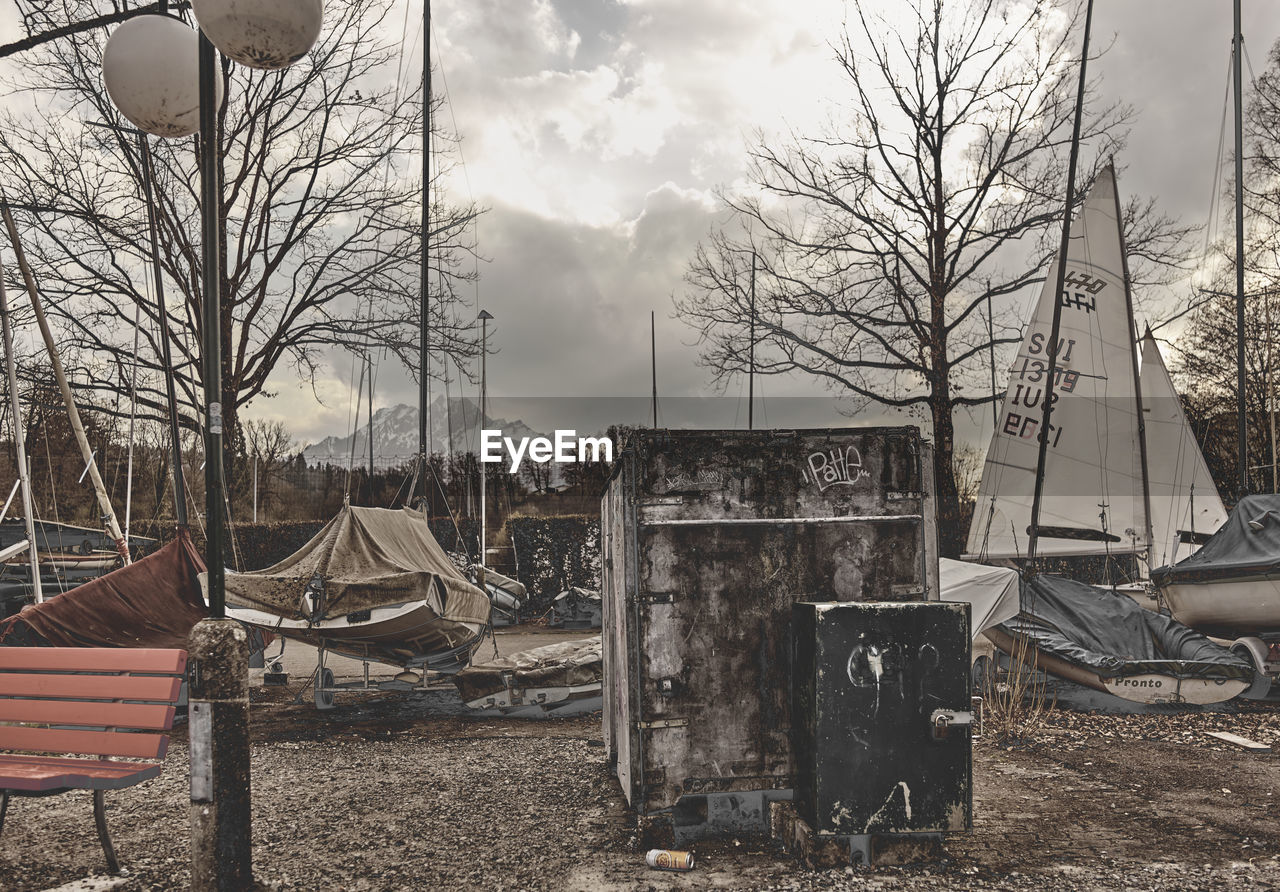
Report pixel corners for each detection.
[0,754,161,792]
[0,700,175,730]
[0,673,183,702]
[0,648,187,674]
[0,725,169,760]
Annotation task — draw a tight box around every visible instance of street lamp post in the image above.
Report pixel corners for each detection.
[103,6,323,888]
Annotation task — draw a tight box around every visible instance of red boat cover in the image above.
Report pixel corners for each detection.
[0,529,208,648]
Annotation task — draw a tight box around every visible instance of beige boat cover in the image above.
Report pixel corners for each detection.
[453,636,602,702]
[220,506,490,625]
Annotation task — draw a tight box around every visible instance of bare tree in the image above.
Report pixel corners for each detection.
[0,0,483,481]
[675,0,1195,556]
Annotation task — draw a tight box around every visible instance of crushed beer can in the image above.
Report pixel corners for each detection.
[645,849,695,871]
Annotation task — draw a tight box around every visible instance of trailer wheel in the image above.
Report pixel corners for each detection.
[314,667,335,710]
[971,655,993,694]
[1231,640,1273,701]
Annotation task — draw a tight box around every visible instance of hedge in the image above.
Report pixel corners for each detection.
[507,514,600,615]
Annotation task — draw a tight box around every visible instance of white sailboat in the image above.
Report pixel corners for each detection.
[967,165,1152,563]
[965,165,1249,705]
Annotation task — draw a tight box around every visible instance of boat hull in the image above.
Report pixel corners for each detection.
[1160,577,1280,637]
[985,627,1249,705]
[222,598,486,672]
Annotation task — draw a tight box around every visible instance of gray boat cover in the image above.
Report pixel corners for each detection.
[454,636,602,702]
[218,506,490,625]
[1151,494,1280,585]
[1006,574,1251,679]
[939,559,1020,641]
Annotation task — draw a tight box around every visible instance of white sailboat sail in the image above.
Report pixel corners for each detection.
[966,166,1148,559]
[1140,331,1228,567]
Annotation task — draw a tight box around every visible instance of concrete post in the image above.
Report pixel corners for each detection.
[188,618,252,890]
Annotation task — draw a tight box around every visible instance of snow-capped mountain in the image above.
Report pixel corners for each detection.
[302,397,543,468]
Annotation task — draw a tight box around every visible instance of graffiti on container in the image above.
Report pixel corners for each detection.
[804,446,871,492]
[655,469,725,493]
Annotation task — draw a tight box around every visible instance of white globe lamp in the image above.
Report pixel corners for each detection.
[191,0,324,70]
[103,16,221,138]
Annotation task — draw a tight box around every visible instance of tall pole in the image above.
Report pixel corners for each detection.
[478,310,491,567]
[1,203,130,565]
[651,311,658,428]
[418,0,432,506]
[0,259,43,603]
[1027,0,1094,569]
[1234,0,1248,495]
[138,132,188,528]
[748,253,756,431]
[987,285,998,428]
[188,30,252,892]
[1270,290,1277,491]
[199,32,224,618]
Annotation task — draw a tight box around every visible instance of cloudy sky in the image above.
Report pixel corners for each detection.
[6,1,1280,449]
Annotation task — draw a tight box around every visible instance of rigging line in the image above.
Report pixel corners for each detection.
[341,348,360,499]
[432,27,476,210]
[1150,51,1234,337]
[344,350,367,499]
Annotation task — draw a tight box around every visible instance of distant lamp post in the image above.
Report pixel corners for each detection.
[478,309,493,571]
[191,0,325,69]
[102,15,218,138]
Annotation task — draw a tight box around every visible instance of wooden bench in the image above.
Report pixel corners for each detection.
[0,647,187,875]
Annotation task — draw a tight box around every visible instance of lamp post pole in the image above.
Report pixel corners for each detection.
[188,31,252,892]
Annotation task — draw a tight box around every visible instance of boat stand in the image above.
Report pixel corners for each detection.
[308,644,455,710]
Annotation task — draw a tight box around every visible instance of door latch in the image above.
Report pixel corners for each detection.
[930,708,973,740]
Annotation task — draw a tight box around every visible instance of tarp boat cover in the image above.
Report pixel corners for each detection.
[1151,494,1280,586]
[0,529,208,648]
[213,506,491,666]
[454,636,602,704]
[1005,574,1251,681]
[938,559,1020,641]
[221,506,489,621]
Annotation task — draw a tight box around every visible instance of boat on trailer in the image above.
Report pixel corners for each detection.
[210,505,492,707]
[963,167,1247,704]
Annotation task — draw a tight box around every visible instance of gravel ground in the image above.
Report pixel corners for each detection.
[3,687,1279,891]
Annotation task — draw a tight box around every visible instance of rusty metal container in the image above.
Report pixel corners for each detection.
[601,428,939,815]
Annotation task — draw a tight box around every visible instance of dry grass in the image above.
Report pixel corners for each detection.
[980,633,1055,745]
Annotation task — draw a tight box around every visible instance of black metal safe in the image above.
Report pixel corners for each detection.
[792,601,972,836]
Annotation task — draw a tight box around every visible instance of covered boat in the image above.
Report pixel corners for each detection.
[0,529,207,648]
[1151,494,1280,636]
[215,505,491,671]
[985,573,1253,705]
[454,636,602,716]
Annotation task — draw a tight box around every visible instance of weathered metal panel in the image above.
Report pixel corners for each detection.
[600,428,938,814]
[792,602,972,835]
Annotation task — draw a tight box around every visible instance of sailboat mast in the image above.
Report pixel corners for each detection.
[0,204,131,565]
[418,0,432,508]
[1234,0,1248,494]
[748,254,755,431]
[1027,0,1094,568]
[1115,181,1155,561]
[0,257,43,602]
[651,311,658,428]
